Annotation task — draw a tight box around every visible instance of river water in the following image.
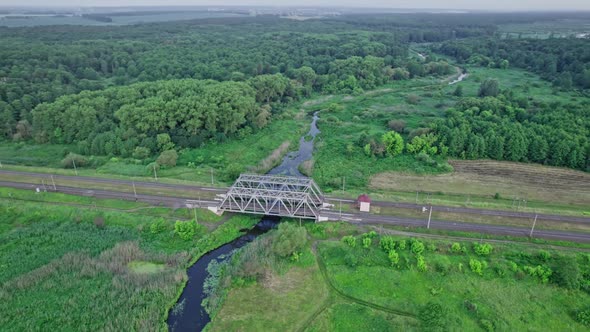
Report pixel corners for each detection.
[166,217,280,331]
[166,111,320,331]
[449,72,468,85]
[267,111,320,177]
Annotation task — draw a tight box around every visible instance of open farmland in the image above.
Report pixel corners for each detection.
[371,160,590,206]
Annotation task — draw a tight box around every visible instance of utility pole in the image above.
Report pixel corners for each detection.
[210,168,214,185]
[339,177,344,219]
[529,214,538,238]
[72,159,78,176]
[427,205,433,229]
[194,207,198,224]
[415,191,419,204]
[51,175,56,191]
[132,181,137,200]
[41,179,47,192]
[153,164,158,181]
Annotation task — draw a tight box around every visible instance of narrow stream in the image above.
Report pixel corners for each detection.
[267,111,320,177]
[449,71,468,85]
[167,216,280,332]
[166,111,321,331]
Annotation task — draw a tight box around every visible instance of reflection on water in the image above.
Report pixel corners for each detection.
[267,111,320,177]
[166,216,280,332]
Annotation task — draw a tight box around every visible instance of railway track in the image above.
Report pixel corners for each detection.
[1,169,589,242]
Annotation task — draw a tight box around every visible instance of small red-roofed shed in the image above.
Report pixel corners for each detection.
[357,194,371,212]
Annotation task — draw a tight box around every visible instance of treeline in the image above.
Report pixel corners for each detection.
[432,96,590,171]
[437,38,590,89]
[0,15,484,141]
[31,79,264,157]
[22,51,457,158]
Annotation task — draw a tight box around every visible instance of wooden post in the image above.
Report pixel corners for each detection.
[72,159,78,176]
[51,175,56,191]
[427,205,433,229]
[132,181,137,200]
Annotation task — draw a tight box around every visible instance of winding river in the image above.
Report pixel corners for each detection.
[166,111,320,331]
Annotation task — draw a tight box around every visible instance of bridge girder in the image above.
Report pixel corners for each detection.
[217,174,325,220]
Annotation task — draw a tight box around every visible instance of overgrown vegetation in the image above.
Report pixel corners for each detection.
[0,198,258,330]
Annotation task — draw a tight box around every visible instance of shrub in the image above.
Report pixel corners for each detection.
[61,152,88,169]
[271,223,307,258]
[388,120,406,133]
[223,163,244,181]
[406,94,420,105]
[417,255,427,272]
[427,243,437,252]
[362,237,372,249]
[381,131,404,157]
[380,236,396,252]
[470,259,484,276]
[419,302,446,330]
[479,79,500,97]
[345,253,358,267]
[411,239,425,255]
[524,265,552,283]
[342,235,356,248]
[146,162,160,175]
[451,242,461,253]
[474,243,493,256]
[290,252,302,262]
[538,250,551,261]
[398,239,407,250]
[388,249,400,267]
[174,220,197,241]
[551,256,581,289]
[156,149,178,167]
[576,308,590,327]
[132,146,150,159]
[150,219,167,234]
[480,319,495,332]
[93,216,105,229]
[509,261,519,272]
[464,300,478,312]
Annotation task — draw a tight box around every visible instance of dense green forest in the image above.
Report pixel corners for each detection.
[1,13,589,173]
[432,95,590,169]
[437,38,590,89]
[0,15,465,137]
[0,15,460,152]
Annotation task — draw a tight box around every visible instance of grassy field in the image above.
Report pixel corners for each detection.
[316,232,590,331]
[0,64,586,219]
[306,301,419,331]
[208,264,329,332]
[498,19,590,39]
[0,12,246,27]
[0,109,308,187]
[207,221,590,331]
[0,198,259,331]
[371,159,590,207]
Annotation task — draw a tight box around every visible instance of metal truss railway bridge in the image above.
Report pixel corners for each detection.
[213,174,329,221]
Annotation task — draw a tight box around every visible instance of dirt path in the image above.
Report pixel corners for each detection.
[310,241,418,319]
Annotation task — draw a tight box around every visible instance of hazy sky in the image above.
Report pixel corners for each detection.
[2,0,590,11]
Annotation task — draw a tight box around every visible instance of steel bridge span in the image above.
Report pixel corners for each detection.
[213,174,327,220]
